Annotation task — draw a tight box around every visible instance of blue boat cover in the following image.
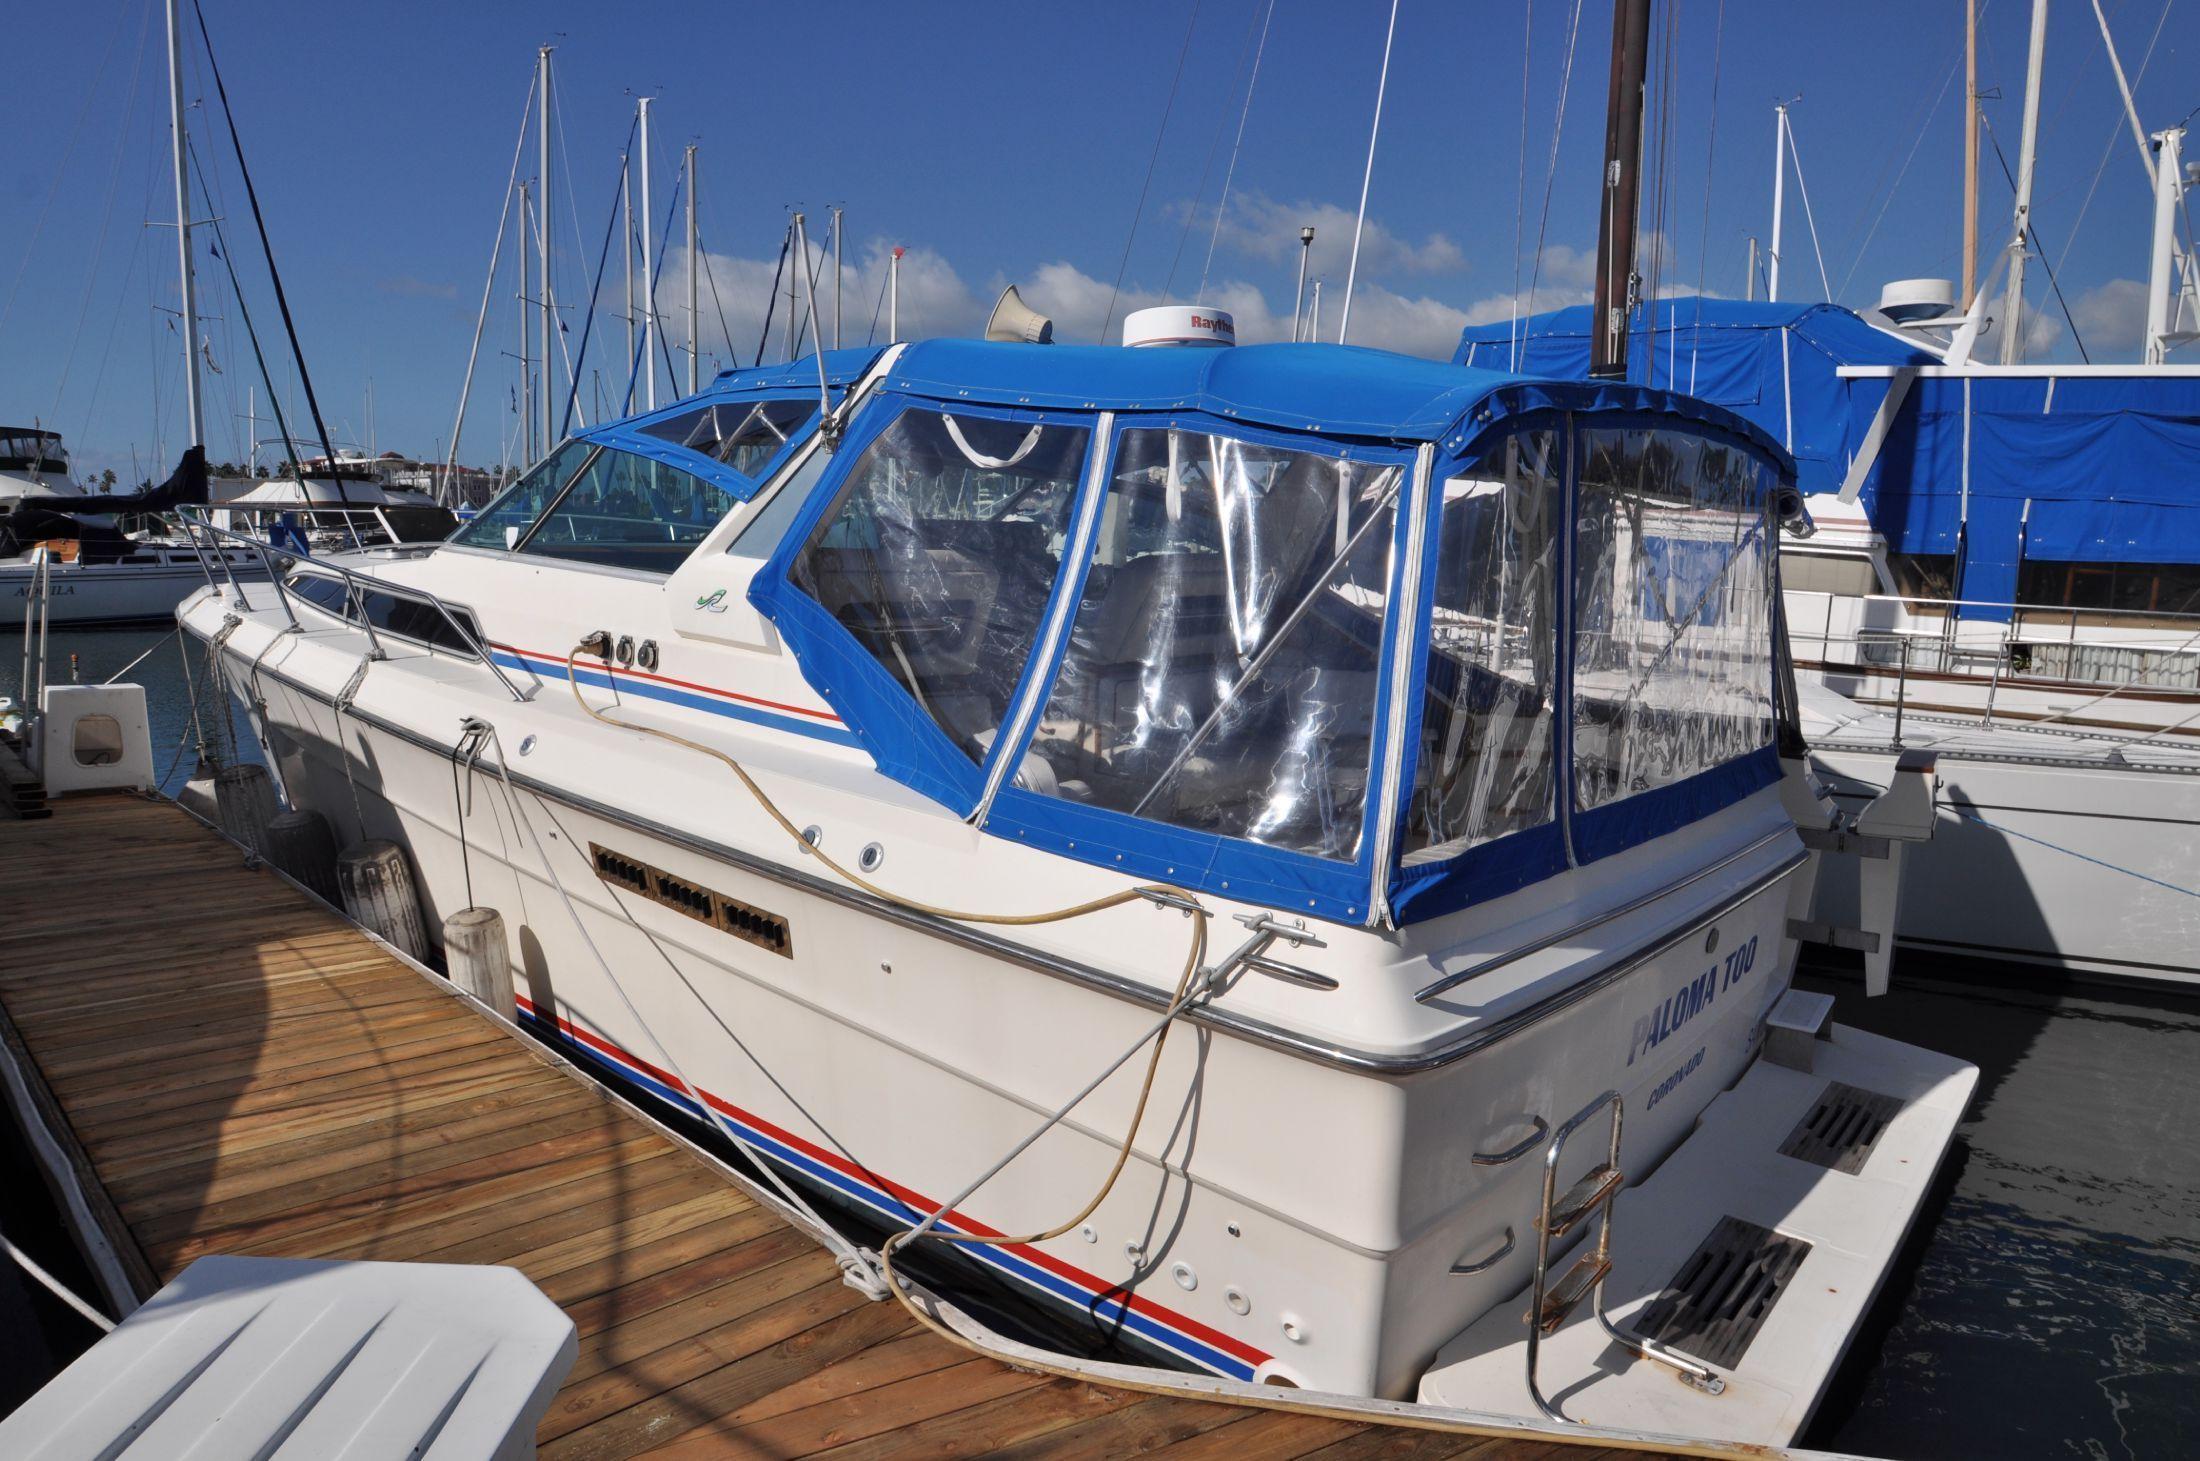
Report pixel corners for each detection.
[1460,302,2200,611]
[883,338,1789,458]
[740,339,1793,926]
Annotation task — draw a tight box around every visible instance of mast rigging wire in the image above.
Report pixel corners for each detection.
[1099,1,1204,343]
[1779,113,1836,302]
[1523,0,1588,331]
[444,73,538,501]
[1337,0,1400,344]
[1687,0,1725,392]
[49,0,154,433]
[1198,0,1277,304]
[1509,0,1536,370]
[2054,0,2175,285]
[560,128,638,440]
[751,224,792,375]
[187,0,354,521]
[1163,1,1261,304]
[698,229,737,374]
[1836,43,1962,300]
[184,137,309,493]
[1980,114,2091,361]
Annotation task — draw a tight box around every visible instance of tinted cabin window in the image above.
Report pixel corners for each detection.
[1885,551,1956,601]
[285,572,482,655]
[1401,430,1560,862]
[518,446,739,573]
[1572,428,1776,812]
[638,398,818,479]
[380,505,460,543]
[792,408,1089,764]
[450,440,595,550]
[1022,427,1403,861]
[2016,559,2200,616]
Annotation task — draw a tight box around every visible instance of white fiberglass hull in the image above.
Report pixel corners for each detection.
[2,550,263,628]
[212,617,1813,1401]
[1810,744,2200,986]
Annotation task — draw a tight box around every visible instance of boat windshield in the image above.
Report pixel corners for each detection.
[790,407,1090,764]
[638,399,819,480]
[0,429,67,474]
[449,439,742,573]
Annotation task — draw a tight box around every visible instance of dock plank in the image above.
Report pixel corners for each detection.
[0,793,1648,1458]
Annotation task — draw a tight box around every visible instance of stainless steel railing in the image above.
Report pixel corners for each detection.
[176,507,533,704]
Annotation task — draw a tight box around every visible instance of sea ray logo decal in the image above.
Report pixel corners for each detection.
[696,587,729,613]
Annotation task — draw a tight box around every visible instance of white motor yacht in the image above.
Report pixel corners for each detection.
[178,339,1972,1446]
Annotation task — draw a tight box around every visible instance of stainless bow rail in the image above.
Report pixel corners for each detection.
[175,507,533,704]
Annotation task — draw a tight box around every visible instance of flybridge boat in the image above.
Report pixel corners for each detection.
[177,339,1972,1445]
[2,442,262,629]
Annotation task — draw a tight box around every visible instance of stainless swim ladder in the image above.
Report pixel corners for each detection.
[1524,1090,1724,1422]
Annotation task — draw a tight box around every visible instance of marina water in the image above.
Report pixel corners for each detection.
[2,624,2195,1457]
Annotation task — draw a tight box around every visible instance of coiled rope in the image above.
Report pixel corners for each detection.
[556,642,1214,1321]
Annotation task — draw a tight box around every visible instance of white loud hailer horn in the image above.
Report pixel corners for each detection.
[984,286,1054,344]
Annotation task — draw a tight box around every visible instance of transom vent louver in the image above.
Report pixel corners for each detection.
[590,844,792,958]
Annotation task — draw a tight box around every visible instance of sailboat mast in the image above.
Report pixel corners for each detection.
[519,179,533,462]
[537,45,554,451]
[1769,104,1788,303]
[686,145,699,394]
[1590,0,1653,379]
[1962,0,1979,305]
[832,205,844,350]
[622,148,634,405]
[1999,0,2049,365]
[639,97,656,409]
[164,0,203,448]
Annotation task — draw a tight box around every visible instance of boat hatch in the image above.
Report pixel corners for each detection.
[744,340,1797,927]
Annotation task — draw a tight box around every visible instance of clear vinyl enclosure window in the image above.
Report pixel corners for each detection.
[790,407,1090,765]
[1572,427,1776,811]
[1023,427,1403,860]
[638,397,819,478]
[1402,430,1561,862]
[449,439,595,551]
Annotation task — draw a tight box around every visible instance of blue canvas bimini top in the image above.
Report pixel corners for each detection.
[719,338,1796,927]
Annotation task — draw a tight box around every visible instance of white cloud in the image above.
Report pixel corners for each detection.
[1205,190,1468,280]
[2070,277,2151,359]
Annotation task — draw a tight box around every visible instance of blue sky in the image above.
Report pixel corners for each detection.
[3,0,2191,482]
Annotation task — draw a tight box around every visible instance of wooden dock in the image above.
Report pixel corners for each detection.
[0,792,1656,1458]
